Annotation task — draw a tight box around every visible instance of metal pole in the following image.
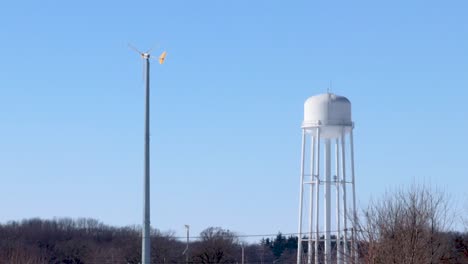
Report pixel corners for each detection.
[335,139,342,264]
[241,243,245,264]
[142,54,151,264]
[324,139,331,264]
[308,132,316,264]
[185,225,190,264]
[314,128,320,264]
[350,130,358,264]
[261,246,264,264]
[340,132,348,264]
[297,130,307,264]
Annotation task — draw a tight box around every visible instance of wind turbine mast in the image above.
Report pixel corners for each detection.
[142,50,151,264]
[130,44,167,264]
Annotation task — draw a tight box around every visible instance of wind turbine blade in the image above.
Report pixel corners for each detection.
[159,51,167,64]
[146,43,160,54]
[128,43,142,54]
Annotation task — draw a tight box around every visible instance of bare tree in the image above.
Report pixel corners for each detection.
[192,227,239,264]
[356,185,452,264]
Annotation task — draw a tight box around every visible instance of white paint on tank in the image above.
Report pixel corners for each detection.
[302,93,353,138]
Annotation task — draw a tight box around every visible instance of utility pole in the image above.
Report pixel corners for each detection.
[183,225,190,264]
[241,243,245,264]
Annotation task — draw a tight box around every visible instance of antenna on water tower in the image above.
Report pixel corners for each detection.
[296,93,358,264]
[129,43,167,264]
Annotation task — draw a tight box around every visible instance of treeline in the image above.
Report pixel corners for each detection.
[0,186,467,264]
[0,218,283,264]
[1,219,466,264]
[0,218,172,263]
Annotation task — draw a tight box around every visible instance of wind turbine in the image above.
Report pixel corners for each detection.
[130,44,167,264]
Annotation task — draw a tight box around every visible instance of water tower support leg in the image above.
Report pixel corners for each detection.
[324,139,331,264]
[308,132,316,264]
[350,130,358,264]
[335,139,342,264]
[341,132,348,264]
[297,130,307,264]
[314,128,321,264]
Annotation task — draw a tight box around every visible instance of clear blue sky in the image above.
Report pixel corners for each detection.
[1,0,467,240]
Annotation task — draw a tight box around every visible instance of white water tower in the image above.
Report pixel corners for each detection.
[296,93,358,264]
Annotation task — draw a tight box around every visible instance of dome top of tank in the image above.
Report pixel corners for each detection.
[302,93,353,138]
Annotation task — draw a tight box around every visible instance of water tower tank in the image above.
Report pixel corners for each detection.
[302,93,353,138]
